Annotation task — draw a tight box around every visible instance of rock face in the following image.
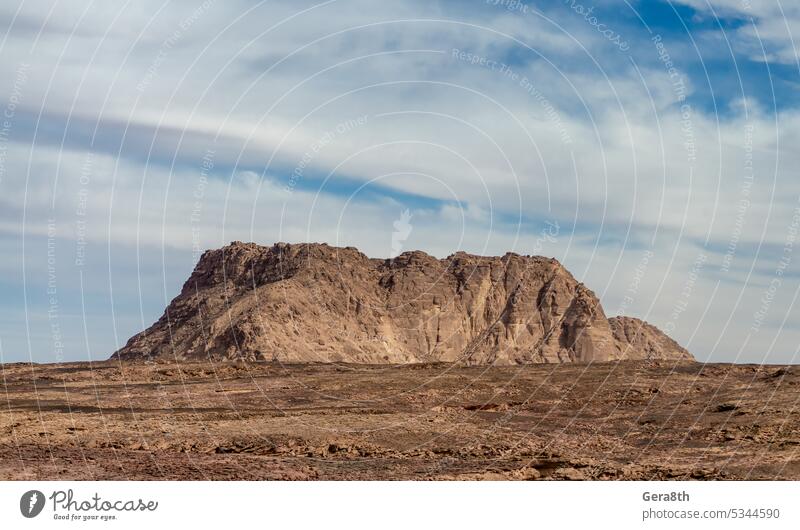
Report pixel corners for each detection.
[113,242,694,364]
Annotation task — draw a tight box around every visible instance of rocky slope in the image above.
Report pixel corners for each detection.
[113,242,693,364]
[609,316,692,361]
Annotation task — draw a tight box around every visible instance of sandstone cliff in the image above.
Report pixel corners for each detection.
[113,242,693,364]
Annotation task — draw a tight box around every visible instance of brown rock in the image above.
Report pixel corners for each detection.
[608,316,693,360]
[112,242,693,364]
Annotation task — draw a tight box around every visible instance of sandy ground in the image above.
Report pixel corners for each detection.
[0,359,798,480]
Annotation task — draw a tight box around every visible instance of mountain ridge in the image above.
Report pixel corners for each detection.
[112,241,693,364]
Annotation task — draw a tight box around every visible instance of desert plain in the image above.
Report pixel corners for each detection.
[1,359,798,480]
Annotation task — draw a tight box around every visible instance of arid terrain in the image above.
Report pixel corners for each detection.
[1,359,798,480]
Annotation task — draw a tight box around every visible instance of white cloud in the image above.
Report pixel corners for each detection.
[674,0,800,65]
[1,0,799,363]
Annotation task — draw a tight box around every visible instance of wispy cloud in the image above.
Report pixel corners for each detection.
[1,0,799,363]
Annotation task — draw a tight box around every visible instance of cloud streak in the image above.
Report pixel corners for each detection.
[1,0,799,363]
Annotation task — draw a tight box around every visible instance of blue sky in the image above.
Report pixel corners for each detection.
[1,0,799,363]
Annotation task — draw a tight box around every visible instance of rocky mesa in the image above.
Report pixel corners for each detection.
[113,242,693,364]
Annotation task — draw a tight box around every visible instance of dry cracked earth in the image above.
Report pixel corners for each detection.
[1,360,798,480]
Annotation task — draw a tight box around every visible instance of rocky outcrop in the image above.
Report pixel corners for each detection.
[608,316,693,361]
[112,242,693,364]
